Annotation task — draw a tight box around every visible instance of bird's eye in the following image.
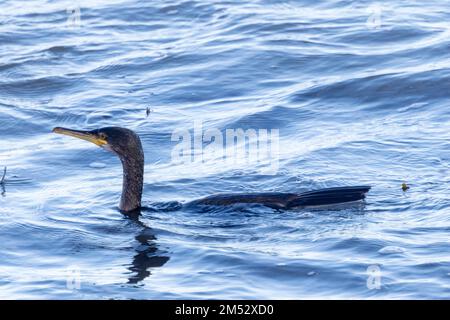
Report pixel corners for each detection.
[99,133,107,140]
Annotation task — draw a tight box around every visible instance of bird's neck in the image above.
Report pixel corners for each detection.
[119,151,144,212]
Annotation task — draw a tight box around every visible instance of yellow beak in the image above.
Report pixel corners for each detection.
[53,127,107,147]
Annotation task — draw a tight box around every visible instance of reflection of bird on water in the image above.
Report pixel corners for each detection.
[124,211,169,284]
[53,127,371,213]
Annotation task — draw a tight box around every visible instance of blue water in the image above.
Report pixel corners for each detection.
[1,0,449,299]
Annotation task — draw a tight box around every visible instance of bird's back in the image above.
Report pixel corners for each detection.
[191,186,371,210]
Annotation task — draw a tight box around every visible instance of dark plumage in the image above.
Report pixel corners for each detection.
[99,127,144,212]
[191,186,371,209]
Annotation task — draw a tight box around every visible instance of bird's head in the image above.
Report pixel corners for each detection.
[52,126,143,160]
[53,126,145,212]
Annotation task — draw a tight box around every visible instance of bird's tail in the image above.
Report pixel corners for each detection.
[287,186,371,208]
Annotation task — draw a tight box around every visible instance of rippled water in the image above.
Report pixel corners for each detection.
[1,0,449,299]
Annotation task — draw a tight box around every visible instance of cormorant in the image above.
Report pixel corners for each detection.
[53,127,370,213]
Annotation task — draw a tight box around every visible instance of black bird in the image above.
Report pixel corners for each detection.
[53,127,371,213]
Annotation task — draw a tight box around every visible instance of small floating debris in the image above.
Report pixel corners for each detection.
[89,162,106,169]
[402,183,410,192]
[378,246,405,254]
[0,167,6,184]
[307,271,316,276]
[1,167,6,196]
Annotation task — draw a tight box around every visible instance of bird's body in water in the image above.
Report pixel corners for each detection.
[53,126,371,213]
